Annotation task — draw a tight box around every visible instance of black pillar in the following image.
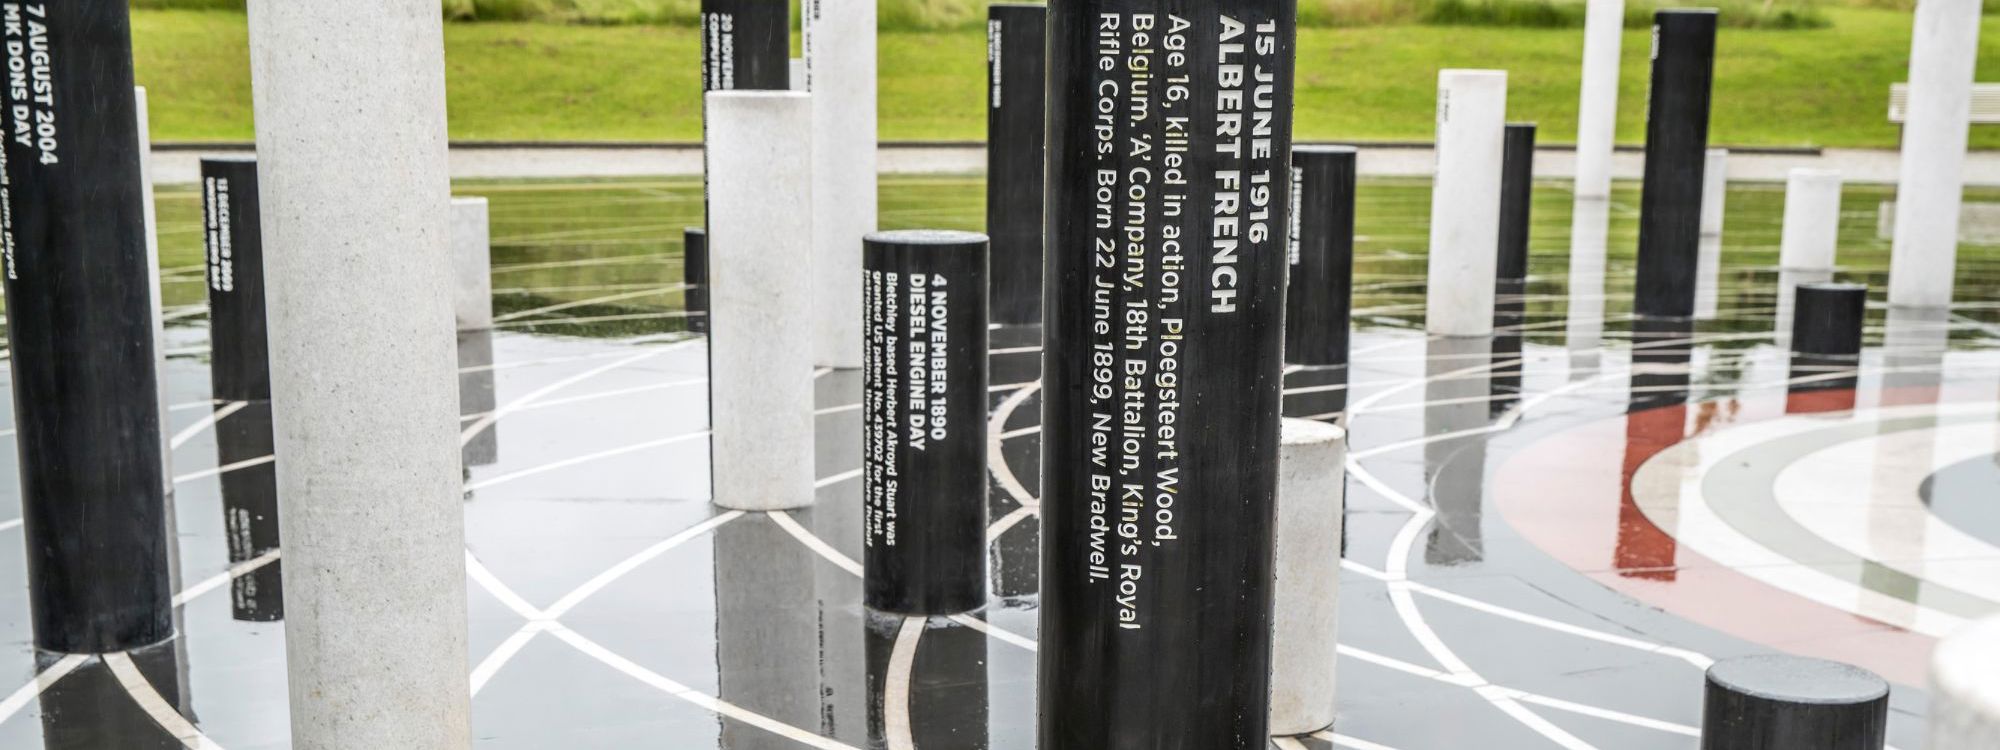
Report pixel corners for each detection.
[862,230,990,615]
[685,227,709,333]
[1701,655,1889,750]
[1633,9,1717,319]
[700,0,790,92]
[1040,4,1296,747]
[1791,282,1866,358]
[1,1,172,653]
[1285,145,1355,368]
[202,157,284,623]
[1497,123,1535,282]
[987,3,1048,326]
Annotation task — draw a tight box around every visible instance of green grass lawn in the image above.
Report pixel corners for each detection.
[133,7,2000,147]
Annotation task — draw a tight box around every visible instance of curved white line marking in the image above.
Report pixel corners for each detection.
[884,617,924,750]
[461,348,666,448]
[0,654,85,726]
[169,401,246,450]
[1313,729,1406,750]
[493,285,684,324]
[988,384,1040,509]
[106,652,226,749]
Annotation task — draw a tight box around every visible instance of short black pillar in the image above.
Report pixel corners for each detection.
[862,230,990,615]
[700,0,790,92]
[1,2,174,653]
[203,157,285,622]
[1633,9,1718,319]
[986,3,1047,326]
[1791,282,1866,358]
[1497,123,1536,282]
[1040,3,1297,746]
[1701,654,1889,750]
[1286,145,1356,368]
[685,227,709,333]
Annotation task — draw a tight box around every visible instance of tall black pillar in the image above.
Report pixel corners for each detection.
[684,227,709,333]
[863,230,990,615]
[1040,4,1296,747]
[987,3,1048,326]
[1633,9,1718,319]
[202,157,284,622]
[1497,123,1535,282]
[1285,145,1355,368]
[700,0,790,92]
[1,1,172,653]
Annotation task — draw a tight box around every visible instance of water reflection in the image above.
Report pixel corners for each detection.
[218,401,282,621]
[36,646,186,749]
[1616,318,1696,581]
[1566,198,1610,376]
[1424,336,1493,566]
[459,329,500,469]
[1491,280,1526,417]
[864,614,989,749]
[1694,234,1722,320]
[712,517,822,746]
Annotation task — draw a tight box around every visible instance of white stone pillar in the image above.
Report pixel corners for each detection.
[706,91,816,511]
[136,86,173,494]
[1930,615,2000,748]
[1574,0,1625,201]
[245,2,471,747]
[1426,70,1507,337]
[1890,0,1981,308]
[1780,168,1844,272]
[1269,418,1347,737]
[452,197,493,331]
[1567,198,1609,373]
[805,0,876,368]
[1694,149,1727,319]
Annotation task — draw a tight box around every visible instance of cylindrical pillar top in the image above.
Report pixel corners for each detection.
[1701,654,1890,750]
[865,229,988,248]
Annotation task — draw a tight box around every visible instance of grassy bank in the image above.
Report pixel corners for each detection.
[132,7,2000,147]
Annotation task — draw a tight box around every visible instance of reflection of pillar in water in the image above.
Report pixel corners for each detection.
[865,615,991,750]
[1880,306,1950,406]
[1282,366,1349,422]
[452,197,493,332]
[1423,336,1492,566]
[1566,198,1610,376]
[1694,149,1727,320]
[137,87,175,502]
[1491,280,1526,416]
[38,646,187,750]
[205,157,284,622]
[2,0,173,653]
[1633,10,1718,320]
[1039,1,1296,744]
[1616,318,1693,580]
[987,3,1048,326]
[1786,353,1859,414]
[713,516,823,746]
[459,329,500,468]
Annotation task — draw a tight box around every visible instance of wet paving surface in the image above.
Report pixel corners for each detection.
[0,175,1996,747]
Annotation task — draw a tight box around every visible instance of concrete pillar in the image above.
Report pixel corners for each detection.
[1426,70,1508,337]
[1270,418,1347,737]
[1890,0,1982,309]
[1039,4,1296,745]
[1780,168,1844,272]
[245,1,471,746]
[1634,9,1718,320]
[705,91,816,511]
[453,196,492,331]
[805,0,876,368]
[137,86,175,496]
[986,3,1048,326]
[861,230,989,614]
[1574,0,1625,201]
[1694,149,1727,319]
[1,0,173,654]
[1931,615,2000,748]
[1701,655,1888,749]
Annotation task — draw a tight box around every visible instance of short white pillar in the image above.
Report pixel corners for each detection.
[1573,0,1625,201]
[1426,70,1508,337]
[246,1,472,747]
[706,91,816,511]
[1930,615,2000,748]
[136,86,174,494]
[1693,149,1727,319]
[806,0,876,368]
[1890,0,1981,308]
[452,196,493,331]
[1269,418,1347,737]
[1780,168,1844,272]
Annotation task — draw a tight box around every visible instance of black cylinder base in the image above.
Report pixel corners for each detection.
[1700,655,1889,750]
[1286,145,1356,367]
[1497,123,1536,282]
[1633,10,1718,320]
[1790,282,1866,358]
[862,230,990,615]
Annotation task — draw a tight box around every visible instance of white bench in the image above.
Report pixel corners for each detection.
[1888,82,2000,124]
